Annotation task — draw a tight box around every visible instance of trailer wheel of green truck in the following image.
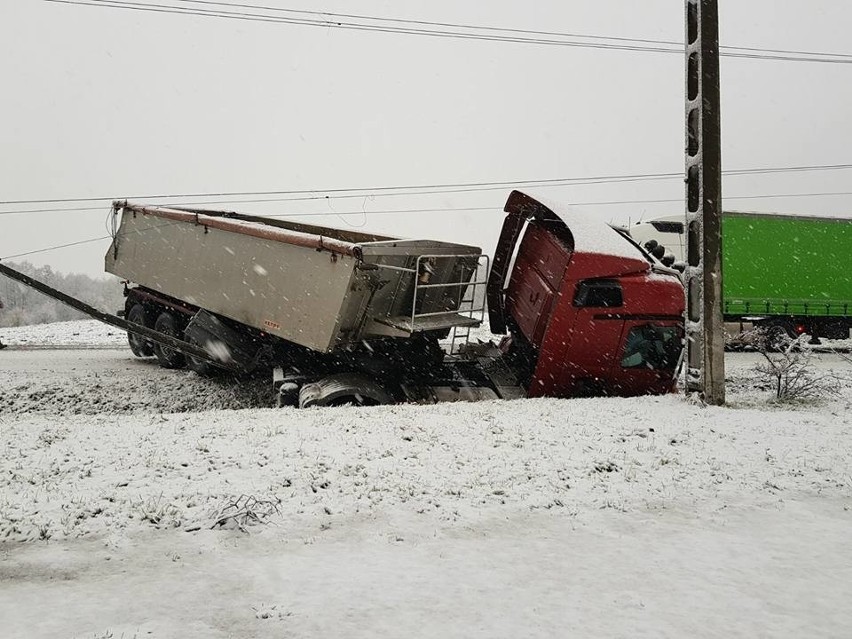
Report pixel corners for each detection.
[822,319,851,341]
[126,303,154,358]
[153,311,187,369]
[759,321,797,351]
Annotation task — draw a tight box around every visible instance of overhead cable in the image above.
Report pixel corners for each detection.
[171,0,852,62]
[4,162,852,207]
[4,190,852,218]
[42,0,852,64]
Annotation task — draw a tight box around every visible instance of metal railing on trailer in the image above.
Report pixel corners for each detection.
[370,253,489,354]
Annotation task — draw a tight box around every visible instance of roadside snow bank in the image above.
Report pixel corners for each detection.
[2,394,850,543]
[1,319,126,347]
[0,350,271,416]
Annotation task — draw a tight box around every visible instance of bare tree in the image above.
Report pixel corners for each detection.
[742,328,841,402]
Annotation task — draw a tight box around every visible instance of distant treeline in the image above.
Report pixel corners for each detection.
[0,261,124,328]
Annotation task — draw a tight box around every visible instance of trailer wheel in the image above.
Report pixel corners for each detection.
[127,303,154,357]
[298,373,394,408]
[153,312,186,369]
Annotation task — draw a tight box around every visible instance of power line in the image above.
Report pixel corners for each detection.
[39,0,684,55]
[4,190,851,261]
[4,189,852,218]
[0,204,497,218]
[0,205,108,216]
[569,190,852,207]
[5,162,852,207]
[1,235,113,260]
[175,0,687,47]
[173,0,852,62]
[0,220,183,260]
[0,171,687,205]
[43,0,852,64]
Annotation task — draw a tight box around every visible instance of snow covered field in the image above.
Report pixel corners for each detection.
[1,319,128,348]
[1,321,851,638]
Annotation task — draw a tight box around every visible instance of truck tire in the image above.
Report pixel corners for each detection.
[152,311,186,369]
[298,373,394,408]
[763,321,795,351]
[822,320,850,341]
[127,303,154,357]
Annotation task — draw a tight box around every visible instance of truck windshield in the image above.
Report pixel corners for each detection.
[621,325,682,370]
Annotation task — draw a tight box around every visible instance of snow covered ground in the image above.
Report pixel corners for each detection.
[1,319,128,348]
[1,321,851,638]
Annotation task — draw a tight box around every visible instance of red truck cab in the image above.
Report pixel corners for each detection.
[488,191,684,397]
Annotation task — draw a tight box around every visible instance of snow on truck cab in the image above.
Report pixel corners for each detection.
[0,191,686,407]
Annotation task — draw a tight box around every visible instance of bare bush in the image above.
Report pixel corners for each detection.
[134,493,182,529]
[741,328,841,402]
[210,494,281,532]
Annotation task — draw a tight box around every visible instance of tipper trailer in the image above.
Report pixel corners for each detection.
[0,191,686,406]
[629,212,852,341]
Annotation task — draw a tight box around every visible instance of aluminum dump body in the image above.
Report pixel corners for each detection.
[105,203,483,353]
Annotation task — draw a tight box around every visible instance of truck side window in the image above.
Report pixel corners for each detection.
[574,279,623,308]
[621,325,682,370]
[650,221,685,234]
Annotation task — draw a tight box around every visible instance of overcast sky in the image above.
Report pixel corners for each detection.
[1,0,850,277]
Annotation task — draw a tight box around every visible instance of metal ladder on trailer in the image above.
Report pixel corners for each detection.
[409,254,490,355]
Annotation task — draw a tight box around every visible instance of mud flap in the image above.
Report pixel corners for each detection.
[184,310,259,372]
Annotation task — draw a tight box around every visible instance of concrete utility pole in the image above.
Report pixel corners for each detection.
[684,0,725,404]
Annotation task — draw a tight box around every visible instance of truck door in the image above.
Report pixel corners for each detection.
[532,277,626,397]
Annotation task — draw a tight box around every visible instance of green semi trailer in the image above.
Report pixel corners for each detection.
[629,212,852,340]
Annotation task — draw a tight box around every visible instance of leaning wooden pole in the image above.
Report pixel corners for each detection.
[684,0,725,404]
